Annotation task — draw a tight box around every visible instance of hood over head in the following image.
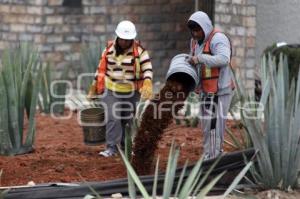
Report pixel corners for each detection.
[188,11,213,42]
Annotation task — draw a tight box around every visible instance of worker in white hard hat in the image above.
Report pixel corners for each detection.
[88,20,153,157]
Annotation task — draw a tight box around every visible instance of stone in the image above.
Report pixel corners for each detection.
[3,15,18,23]
[111,0,127,5]
[246,49,255,57]
[34,35,46,43]
[82,0,97,5]
[246,37,255,48]
[90,6,106,14]
[17,16,35,24]
[247,6,256,16]
[10,5,26,13]
[236,26,246,36]
[11,24,26,32]
[47,35,63,43]
[245,58,255,69]
[245,17,256,27]
[80,17,96,24]
[65,52,80,61]
[0,41,9,50]
[37,44,53,52]
[93,25,106,32]
[27,6,43,14]
[65,35,81,42]
[2,32,17,41]
[26,25,43,33]
[54,26,71,33]
[44,52,63,62]
[220,14,231,23]
[19,33,33,41]
[232,0,243,4]
[246,27,256,36]
[44,7,55,14]
[0,5,11,13]
[28,0,48,5]
[55,44,72,52]
[48,0,63,6]
[236,47,245,57]
[43,26,54,34]
[47,16,64,24]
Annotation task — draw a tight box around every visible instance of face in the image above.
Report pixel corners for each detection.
[117,38,133,50]
[191,27,205,41]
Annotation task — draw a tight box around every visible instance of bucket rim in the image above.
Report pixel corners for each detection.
[80,107,105,115]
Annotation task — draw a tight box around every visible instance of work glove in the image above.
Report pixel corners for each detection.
[186,55,200,66]
[86,84,97,101]
[139,79,153,100]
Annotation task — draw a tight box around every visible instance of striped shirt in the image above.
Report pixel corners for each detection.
[93,40,153,93]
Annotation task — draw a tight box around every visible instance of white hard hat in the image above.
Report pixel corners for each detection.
[115,20,137,40]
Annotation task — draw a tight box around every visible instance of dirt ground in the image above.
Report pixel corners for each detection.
[0,110,241,187]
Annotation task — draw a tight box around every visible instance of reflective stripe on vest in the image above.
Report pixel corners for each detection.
[192,29,234,94]
[202,29,221,93]
[191,29,221,93]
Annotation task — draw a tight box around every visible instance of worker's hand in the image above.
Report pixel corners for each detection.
[139,79,153,100]
[86,84,97,101]
[186,55,199,66]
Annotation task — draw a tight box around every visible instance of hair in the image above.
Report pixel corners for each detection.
[187,20,201,30]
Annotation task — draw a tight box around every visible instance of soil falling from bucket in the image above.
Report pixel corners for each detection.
[131,79,189,175]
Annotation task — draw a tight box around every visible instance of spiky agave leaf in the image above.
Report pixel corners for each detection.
[0,43,42,155]
[236,53,300,190]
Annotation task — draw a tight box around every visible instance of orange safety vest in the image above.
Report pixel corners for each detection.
[192,29,233,94]
[96,40,143,94]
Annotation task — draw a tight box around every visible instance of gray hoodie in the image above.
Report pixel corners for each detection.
[189,11,233,95]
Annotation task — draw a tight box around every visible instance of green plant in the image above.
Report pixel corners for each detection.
[235,54,300,190]
[80,41,103,91]
[0,43,42,156]
[264,43,300,81]
[119,140,226,199]
[38,62,70,115]
[225,92,252,150]
[0,169,8,199]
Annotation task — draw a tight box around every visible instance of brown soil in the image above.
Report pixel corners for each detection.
[132,80,189,174]
[0,110,240,187]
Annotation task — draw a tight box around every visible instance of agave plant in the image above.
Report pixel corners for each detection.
[0,43,42,155]
[119,141,226,199]
[235,53,300,190]
[225,91,253,150]
[119,139,254,199]
[0,170,8,199]
[38,62,70,115]
[80,41,103,91]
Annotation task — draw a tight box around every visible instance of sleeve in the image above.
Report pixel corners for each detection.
[91,49,106,86]
[196,33,231,68]
[189,38,194,55]
[139,49,153,80]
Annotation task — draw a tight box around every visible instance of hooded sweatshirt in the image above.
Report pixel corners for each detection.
[189,11,233,95]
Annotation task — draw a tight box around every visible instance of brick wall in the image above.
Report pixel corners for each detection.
[0,0,195,82]
[214,0,256,90]
[0,0,257,89]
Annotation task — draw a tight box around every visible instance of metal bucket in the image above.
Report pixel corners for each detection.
[166,54,199,92]
[79,107,106,146]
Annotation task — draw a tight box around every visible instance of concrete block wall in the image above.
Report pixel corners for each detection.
[214,0,256,89]
[0,0,195,82]
[0,0,257,90]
